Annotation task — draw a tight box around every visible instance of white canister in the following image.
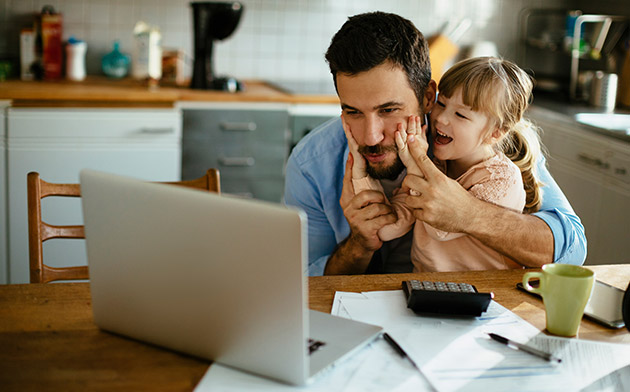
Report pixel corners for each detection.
[65,39,87,81]
[590,71,618,111]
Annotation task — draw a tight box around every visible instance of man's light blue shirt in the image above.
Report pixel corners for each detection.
[284,117,587,276]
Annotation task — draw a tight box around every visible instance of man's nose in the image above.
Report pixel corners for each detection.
[363,116,385,146]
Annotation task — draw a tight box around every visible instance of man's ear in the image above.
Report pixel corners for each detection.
[422,80,438,113]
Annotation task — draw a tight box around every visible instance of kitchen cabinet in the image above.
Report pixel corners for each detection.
[530,109,630,265]
[182,102,290,202]
[0,103,7,284]
[6,107,182,284]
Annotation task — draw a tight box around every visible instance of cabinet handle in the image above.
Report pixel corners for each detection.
[219,122,257,132]
[615,167,627,175]
[228,192,254,199]
[577,153,605,168]
[140,127,175,134]
[218,157,255,167]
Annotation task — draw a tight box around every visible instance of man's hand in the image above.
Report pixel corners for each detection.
[402,133,554,267]
[402,132,480,233]
[325,154,397,275]
[340,154,396,250]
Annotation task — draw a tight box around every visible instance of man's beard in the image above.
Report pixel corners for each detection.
[358,144,406,180]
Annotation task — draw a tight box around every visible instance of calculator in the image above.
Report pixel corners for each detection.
[402,280,494,317]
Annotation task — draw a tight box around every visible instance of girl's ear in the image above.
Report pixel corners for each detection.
[486,127,505,144]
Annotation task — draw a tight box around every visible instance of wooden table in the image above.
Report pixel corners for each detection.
[1,265,628,391]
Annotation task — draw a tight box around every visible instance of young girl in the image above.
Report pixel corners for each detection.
[345,56,543,271]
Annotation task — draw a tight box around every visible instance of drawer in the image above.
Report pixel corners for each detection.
[182,108,289,180]
[7,108,182,140]
[182,141,286,179]
[183,109,288,145]
[547,129,609,175]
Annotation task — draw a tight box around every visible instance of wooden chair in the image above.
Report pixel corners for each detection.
[27,169,221,283]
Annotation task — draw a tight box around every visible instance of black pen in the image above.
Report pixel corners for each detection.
[383,332,421,371]
[488,333,562,363]
[383,332,438,391]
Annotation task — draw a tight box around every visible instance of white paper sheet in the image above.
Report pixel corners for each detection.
[194,289,630,392]
[336,290,630,392]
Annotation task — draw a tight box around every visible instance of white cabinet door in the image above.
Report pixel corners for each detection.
[595,145,630,264]
[530,110,630,265]
[596,182,630,264]
[7,108,182,284]
[546,159,603,261]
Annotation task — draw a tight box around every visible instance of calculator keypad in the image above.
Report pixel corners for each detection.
[409,280,477,293]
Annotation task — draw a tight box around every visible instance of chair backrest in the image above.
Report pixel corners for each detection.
[27,169,221,283]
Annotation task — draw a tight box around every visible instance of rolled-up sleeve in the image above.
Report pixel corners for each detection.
[533,157,587,265]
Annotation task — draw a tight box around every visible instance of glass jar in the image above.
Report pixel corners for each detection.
[102,41,130,78]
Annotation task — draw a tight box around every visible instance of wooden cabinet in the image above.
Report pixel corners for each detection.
[531,109,630,265]
[182,103,290,202]
[6,107,182,284]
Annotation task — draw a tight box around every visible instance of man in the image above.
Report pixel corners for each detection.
[284,12,586,276]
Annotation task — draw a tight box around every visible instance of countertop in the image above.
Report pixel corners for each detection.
[529,93,630,143]
[2,78,628,144]
[0,77,340,107]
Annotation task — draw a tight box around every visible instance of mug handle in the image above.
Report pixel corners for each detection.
[523,272,544,295]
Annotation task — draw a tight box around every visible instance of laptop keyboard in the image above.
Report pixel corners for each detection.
[308,338,326,355]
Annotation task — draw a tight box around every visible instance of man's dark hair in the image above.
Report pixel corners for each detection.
[325,12,431,103]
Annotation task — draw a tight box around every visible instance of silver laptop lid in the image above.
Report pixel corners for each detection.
[80,169,310,385]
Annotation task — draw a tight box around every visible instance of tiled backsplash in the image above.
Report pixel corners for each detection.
[2,0,625,83]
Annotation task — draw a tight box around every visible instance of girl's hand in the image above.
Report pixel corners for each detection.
[395,115,427,178]
[342,115,367,179]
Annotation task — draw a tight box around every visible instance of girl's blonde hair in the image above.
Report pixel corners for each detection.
[438,56,543,213]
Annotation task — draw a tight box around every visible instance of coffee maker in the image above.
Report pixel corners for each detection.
[190,2,243,91]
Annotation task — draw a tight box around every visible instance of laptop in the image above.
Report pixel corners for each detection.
[79,169,382,386]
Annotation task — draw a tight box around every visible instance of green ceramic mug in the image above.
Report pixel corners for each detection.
[523,264,595,337]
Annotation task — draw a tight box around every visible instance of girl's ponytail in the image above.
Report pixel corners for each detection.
[501,118,543,213]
